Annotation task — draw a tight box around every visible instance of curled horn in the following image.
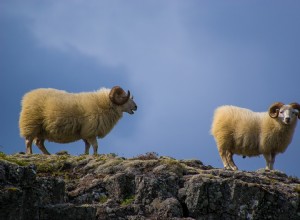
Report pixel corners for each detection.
[268,102,284,118]
[109,86,130,105]
[290,102,300,119]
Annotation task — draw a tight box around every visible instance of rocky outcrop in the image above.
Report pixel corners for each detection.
[0,152,299,220]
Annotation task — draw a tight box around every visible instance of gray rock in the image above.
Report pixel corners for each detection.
[0,154,299,220]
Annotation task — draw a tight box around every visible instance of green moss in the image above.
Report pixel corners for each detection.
[12,160,29,166]
[36,162,62,176]
[36,159,60,173]
[160,158,186,176]
[57,155,69,160]
[121,195,135,206]
[36,162,54,173]
[99,194,108,204]
[75,155,87,162]
[0,153,29,166]
[162,158,179,165]
[96,157,105,162]
[94,154,109,162]
[5,187,20,192]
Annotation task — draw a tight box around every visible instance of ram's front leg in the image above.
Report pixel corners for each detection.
[263,153,276,170]
[270,153,276,170]
[25,137,33,154]
[83,139,91,155]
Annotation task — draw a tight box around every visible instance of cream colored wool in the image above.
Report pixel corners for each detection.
[19,87,136,155]
[211,104,298,170]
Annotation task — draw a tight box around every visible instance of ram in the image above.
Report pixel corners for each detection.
[211,102,300,170]
[19,86,137,155]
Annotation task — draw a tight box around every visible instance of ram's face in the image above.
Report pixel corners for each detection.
[122,97,137,115]
[278,105,299,125]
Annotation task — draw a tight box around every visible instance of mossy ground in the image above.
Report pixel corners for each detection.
[0,152,29,166]
[1,151,299,219]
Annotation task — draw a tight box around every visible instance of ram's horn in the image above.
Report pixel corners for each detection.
[268,102,284,118]
[290,102,300,119]
[109,86,130,105]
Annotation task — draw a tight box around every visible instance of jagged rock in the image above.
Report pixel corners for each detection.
[0,160,65,220]
[0,153,299,220]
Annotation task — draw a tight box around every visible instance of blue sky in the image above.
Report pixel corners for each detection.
[1,1,300,177]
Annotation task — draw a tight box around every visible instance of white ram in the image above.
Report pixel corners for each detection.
[19,86,137,155]
[211,102,300,170]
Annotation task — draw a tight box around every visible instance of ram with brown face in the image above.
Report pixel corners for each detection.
[19,86,137,155]
[211,102,300,171]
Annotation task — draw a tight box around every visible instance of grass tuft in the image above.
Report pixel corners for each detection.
[121,195,135,206]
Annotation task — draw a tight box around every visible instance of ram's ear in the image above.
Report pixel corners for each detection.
[290,103,300,119]
[268,102,284,118]
[295,110,300,119]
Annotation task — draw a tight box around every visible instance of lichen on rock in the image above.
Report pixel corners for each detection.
[0,152,299,219]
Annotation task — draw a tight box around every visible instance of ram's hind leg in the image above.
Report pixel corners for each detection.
[226,151,238,171]
[25,137,33,154]
[218,148,232,170]
[36,138,51,155]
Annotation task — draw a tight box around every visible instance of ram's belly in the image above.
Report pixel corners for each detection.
[46,135,81,143]
[45,129,82,143]
[234,146,261,157]
[233,132,260,156]
[43,117,83,143]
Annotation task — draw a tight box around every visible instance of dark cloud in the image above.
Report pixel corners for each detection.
[1,1,300,176]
